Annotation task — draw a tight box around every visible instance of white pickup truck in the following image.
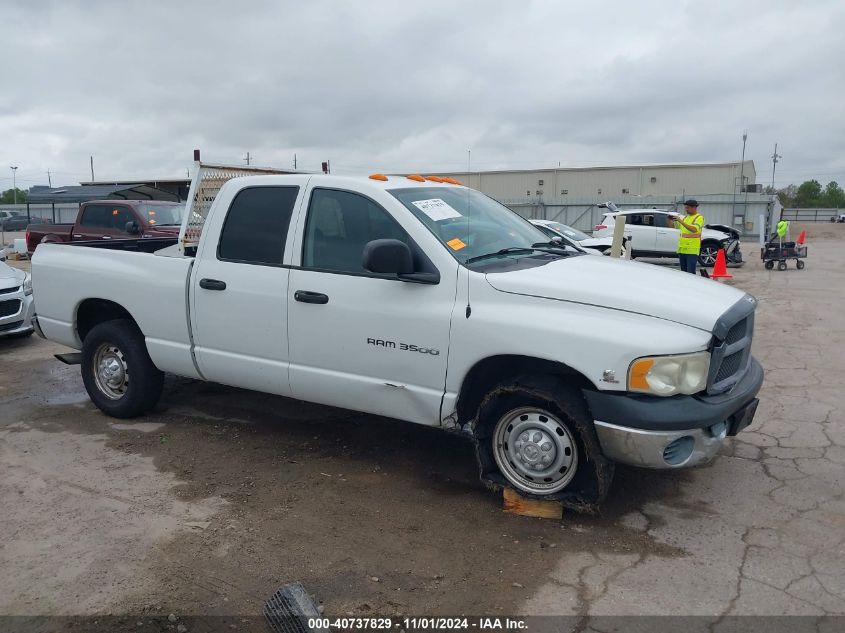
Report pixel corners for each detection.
[31,166,763,509]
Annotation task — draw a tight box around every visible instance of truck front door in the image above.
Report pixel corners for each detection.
[191,182,307,395]
[286,187,456,426]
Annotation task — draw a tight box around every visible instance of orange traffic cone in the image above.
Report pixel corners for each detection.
[797,230,806,245]
[710,248,732,280]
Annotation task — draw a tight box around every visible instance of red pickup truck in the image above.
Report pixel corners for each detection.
[26,200,185,254]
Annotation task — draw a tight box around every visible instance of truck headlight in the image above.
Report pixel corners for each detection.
[23,273,33,296]
[628,351,710,396]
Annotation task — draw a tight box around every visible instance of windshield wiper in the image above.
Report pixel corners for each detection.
[465,246,571,264]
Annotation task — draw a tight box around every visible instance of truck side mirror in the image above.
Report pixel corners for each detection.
[125,221,140,235]
[362,239,414,275]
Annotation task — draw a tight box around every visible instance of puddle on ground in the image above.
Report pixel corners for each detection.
[44,391,90,406]
[110,422,166,433]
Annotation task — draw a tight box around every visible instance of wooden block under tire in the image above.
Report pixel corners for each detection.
[502,487,563,519]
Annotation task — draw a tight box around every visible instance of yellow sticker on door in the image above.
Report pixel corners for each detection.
[447,238,467,251]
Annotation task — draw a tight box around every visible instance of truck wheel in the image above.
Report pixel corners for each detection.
[698,242,720,267]
[474,376,614,511]
[81,319,163,419]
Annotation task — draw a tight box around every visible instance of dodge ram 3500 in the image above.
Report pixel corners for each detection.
[31,168,763,510]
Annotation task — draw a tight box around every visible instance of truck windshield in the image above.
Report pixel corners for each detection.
[390,187,569,265]
[139,203,185,226]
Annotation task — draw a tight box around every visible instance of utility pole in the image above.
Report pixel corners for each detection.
[244,152,251,166]
[10,166,18,204]
[770,143,781,191]
[740,131,748,224]
[47,169,52,187]
[768,143,782,238]
[90,156,95,181]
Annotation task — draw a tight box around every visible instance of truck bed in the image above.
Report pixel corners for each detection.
[32,240,200,379]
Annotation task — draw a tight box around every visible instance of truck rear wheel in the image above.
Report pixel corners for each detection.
[81,319,163,418]
[474,376,614,511]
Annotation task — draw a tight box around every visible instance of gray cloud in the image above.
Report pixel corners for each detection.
[2,0,843,189]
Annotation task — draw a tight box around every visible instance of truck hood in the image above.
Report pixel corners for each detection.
[484,255,745,332]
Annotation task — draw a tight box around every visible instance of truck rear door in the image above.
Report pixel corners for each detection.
[75,203,135,241]
[286,186,456,426]
[190,180,308,395]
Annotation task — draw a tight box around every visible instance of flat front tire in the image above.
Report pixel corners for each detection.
[474,375,614,511]
[81,319,163,418]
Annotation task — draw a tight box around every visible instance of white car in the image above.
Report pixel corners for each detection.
[531,219,625,256]
[0,256,34,339]
[593,207,742,266]
[32,170,763,509]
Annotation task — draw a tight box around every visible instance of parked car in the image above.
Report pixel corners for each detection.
[0,258,34,339]
[32,172,762,510]
[26,200,185,254]
[0,210,51,231]
[531,219,626,256]
[594,206,743,266]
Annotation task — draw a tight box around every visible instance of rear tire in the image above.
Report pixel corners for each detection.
[81,319,163,418]
[474,375,614,511]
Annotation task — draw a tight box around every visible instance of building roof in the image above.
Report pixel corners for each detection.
[440,160,756,176]
[27,184,180,204]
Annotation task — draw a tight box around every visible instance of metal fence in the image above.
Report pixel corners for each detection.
[781,208,844,222]
[0,203,81,224]
[500,193,778,238]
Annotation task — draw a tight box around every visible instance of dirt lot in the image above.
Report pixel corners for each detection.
[2,228,844,622]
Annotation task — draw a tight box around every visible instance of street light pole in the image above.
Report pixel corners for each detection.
[10,166,18,204]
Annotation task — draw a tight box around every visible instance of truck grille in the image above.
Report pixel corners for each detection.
[0,285,21,295]
[707,297,756,395]
[0,299,22,318]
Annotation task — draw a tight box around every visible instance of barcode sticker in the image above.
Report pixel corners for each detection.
[411,198,462,222]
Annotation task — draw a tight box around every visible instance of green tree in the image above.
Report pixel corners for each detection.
[775,184,797,208]
[794,180,823,208]
[0,188,28,204]
[821,181,845,209]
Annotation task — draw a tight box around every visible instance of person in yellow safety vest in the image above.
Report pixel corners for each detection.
[668,199,705,274]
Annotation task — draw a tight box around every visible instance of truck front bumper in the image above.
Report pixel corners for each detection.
[583,357,763,469]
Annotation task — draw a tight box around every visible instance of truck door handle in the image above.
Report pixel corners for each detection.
[74,234,82,238]
[101,235,112,239]
[199,278,227,291]
[294,290,329,304]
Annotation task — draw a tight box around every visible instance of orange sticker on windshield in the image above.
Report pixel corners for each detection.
[447,238,466,251]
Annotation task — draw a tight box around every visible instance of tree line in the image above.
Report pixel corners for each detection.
[765,180,845,209]
[1,188,29,204]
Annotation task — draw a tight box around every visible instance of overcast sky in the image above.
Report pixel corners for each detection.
[2,0,843,191]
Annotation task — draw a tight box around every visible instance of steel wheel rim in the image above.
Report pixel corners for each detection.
[93,342,129,400]
[492,407,578,495]
[700,246,718,265]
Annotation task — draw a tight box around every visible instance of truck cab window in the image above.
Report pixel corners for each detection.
[218,186,300,265]
[302,189,409,273]
[80,205,111,228]
[109,206,134,231]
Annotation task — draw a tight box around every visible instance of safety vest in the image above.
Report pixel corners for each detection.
[676,213,705,255]
[776,219,789,238]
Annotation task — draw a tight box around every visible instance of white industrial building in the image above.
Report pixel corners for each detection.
[440,161,775,236]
